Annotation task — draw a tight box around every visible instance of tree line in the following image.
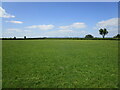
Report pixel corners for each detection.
[1,28,120,40]
[85,28,120,39]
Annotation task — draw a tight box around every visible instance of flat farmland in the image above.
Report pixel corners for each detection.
[2,40,118,88]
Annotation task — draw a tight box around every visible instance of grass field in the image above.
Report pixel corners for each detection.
[2,40,118,88]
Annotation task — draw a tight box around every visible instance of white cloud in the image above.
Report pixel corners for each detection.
[7,28,21,32]
[40,29,87,37]
[0,7,15,18]
[2,29,35,38]
[59,26,70,29]
[3,28,87,38]
[96,18,118,29]
[59,22,86,29]
[6,20,23,24]
[26,24,55,30]
[24,30,32,32]
[24,22,87,37]
[59,29,73,32]
[71,22,86,29]
[94,18,119,37]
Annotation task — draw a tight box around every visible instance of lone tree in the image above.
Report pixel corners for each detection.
[85,34,94,38]
[99,28,108,38]
[13,37,16,40]
[24,36,26,39]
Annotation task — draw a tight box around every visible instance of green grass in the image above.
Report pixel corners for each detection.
[2,40,118,88]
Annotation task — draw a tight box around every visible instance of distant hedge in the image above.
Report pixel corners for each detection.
[1,38,120,40]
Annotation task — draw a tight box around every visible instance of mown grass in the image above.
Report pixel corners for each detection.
[2,40,118,88]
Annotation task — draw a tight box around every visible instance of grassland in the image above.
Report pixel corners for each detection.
[2,40,118,88]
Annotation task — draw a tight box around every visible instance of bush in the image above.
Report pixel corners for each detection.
[113,34,120,38]
[85,34,94,38]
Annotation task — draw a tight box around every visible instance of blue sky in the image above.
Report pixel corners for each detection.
[2,0,120,2]
[1,2,118,38]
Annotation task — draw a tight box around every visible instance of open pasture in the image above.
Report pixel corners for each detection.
[2,40,118,88]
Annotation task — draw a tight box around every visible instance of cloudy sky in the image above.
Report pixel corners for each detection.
[1,2,118,38]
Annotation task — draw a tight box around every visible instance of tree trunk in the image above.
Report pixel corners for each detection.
[102,35,105,38]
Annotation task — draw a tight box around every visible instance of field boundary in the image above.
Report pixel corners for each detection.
[1,38,120,40]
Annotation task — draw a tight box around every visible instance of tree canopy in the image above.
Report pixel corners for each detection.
[99,28,108,38]
[113,34,120,38]
[85,34,94,38]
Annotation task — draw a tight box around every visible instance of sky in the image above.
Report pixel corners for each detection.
[0,2,118,38]
[2,0,120,2]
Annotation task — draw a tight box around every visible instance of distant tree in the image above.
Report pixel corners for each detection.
[85,34,94,38]
[43,37,47,39]
[113,34,120,38]
[13,37,16,40]
[24,36,26,39]
[99,28,108,38]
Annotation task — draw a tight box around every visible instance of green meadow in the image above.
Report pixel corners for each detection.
[2,40,118,88]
